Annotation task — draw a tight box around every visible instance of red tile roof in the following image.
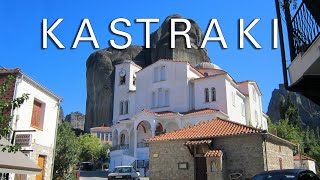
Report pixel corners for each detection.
[293,154,316,161]
[142,108,219,117]
[90,126,112,131]
[142,109,178,116]
[204,150,223,157]
[184,139,212,145]
[0,68,20,74]
[145,118,262,141]
[181,108,218,115]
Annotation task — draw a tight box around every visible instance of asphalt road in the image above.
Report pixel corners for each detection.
[79,171,149,180]
[80,177,149,180]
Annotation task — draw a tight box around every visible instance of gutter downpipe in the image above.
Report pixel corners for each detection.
[263,135,269,172]
[9,74,21,142]
[275,0,291,90]
[50,99,61,179]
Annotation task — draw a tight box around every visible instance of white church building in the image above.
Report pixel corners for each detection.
[109,59,268,174]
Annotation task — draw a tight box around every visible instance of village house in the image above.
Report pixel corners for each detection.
[90,126,112,145]
[145,118,295,180]
[293,154,317,174]
[109,59,269,175]
[0,68,62,180]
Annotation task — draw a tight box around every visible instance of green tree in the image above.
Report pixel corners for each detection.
[280,94,302,129]
[0,75,28,152]
[53,122,80,180]
[79,134,101,162]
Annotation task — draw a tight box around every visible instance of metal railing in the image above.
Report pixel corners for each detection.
[137,142,149,148]
[110,144,129,151]
[291,0,320,60]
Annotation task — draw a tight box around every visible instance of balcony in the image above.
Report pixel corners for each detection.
[110,144,129,151]
[137,142,149,148]
[281,0,320,105]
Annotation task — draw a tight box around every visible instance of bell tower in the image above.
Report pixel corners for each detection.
[113,60,141,124]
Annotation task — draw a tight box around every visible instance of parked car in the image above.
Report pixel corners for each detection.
[108,166,140,180]
[252,169,319,180]
[78,162,94,171]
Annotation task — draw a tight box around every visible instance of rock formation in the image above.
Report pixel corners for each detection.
[85,14,211,132]
[65,111,86,130]
[267,84,320,128]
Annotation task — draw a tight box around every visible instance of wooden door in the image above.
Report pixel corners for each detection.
[36,155,45,180]
[195,157,207,180]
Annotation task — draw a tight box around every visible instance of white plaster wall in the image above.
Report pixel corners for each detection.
[294,160,317,174]
[193,76,227,113]
[225,80,247,125]
[13,79,59,148]
[248,83,263,128]
[113,61,140,123]
[288,35,320,85]
[135,61,190,113]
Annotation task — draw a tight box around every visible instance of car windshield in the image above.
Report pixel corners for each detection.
[252,173,296,180]
[112,167,132,173]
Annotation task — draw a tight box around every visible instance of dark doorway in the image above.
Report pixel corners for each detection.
[195,157,207,180]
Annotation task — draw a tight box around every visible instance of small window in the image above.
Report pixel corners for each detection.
[120,75,126,85]
[165,89,170,106]
[205,88,209,102]
[97,131,101,139]
[255,110,258,123]
[31,100,44,130]
[110,132,112,140]
[160,66,166,81]
[158,88,163,107]
[232,92,235,106]
[253,87,256,101]
[133,74,136,86]
[125,101,129,114]
[154,67,159,82]
[204,72,209,77]
[119,101,124,115]
[152,92,156,108]
[241,103,245,116]
[211,88,216,102]
[101,132,105,141]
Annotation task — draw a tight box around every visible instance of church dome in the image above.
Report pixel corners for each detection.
[195,62,222,70]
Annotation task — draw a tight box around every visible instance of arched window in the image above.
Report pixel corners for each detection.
[160,66,166,81]
[205,88,209,102]
[165,89,170,106]
[253,87,256,101]
[158,88,163,107]
[125,101,129,114]
[211,87,216,101]
[119,101,124,115]
[155,123,164,136]
[120,134,126,145]
[152,92,156,108]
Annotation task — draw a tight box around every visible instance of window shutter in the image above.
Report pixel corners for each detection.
[31,101,42,128]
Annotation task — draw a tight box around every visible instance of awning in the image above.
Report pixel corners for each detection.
[0,138,41,175]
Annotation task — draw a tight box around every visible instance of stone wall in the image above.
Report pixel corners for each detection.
[265,138,294,170]
[149,140,194,180]
[28,143,54,180]
[148,134,294,180]
[213,135,265,179]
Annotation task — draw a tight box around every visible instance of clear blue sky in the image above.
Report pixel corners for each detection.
[0,0,291,115]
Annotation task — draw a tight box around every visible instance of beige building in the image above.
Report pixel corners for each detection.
[90,126,112,145]
[293,154,317,174]
[146,118,295,180]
